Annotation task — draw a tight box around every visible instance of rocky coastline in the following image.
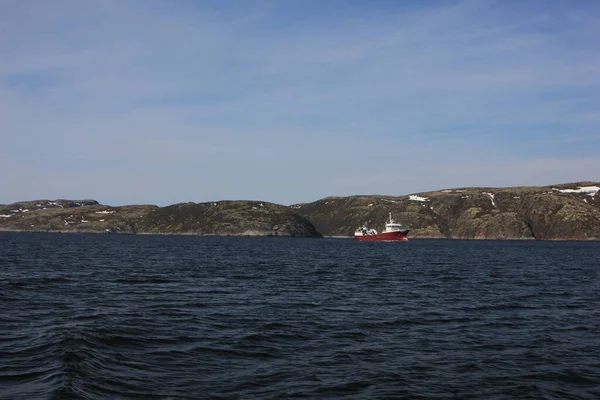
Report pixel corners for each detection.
[1,182,599,240]
[0,199,321,237]
[292,181,600,240]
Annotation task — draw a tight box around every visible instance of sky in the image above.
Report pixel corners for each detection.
[1,0,599,206]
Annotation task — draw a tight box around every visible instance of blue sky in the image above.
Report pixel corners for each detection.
[1,0,599,206]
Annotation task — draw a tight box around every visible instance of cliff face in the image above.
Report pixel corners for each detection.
[291,182,600,240]
[0,199,321,237]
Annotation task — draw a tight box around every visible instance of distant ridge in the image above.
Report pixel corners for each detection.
[1,182,599,240]
[0,199,320,237]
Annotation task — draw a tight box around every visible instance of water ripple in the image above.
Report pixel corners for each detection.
[1,233,600,399]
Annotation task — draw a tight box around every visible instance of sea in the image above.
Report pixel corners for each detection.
[1,232,599,399]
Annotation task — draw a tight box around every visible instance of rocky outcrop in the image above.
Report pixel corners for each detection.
[138,201,321,237]
[291,182,600,240]
[0,199,321,237]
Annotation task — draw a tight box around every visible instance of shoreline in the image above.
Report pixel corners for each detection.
[0,229,597,241]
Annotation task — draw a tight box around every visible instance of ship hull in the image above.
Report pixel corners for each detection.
[354,230,409,242]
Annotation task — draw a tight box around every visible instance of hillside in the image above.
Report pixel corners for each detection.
[1,182,599,239]
[138,200,321,237]
[0,199,157,234]
[0,199,321,237]
[291,182,600,240]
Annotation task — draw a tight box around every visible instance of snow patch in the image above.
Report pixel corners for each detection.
[368,203,373,207]
[409,195,429,202]
[0,214,12,218]
[441,189,453,193]
[483,192,497,207]
[95,210,115,214]
[553,186,600,196]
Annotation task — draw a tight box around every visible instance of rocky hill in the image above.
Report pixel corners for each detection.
[0,199,321,237]
[138,200,321,237]
[2,182,599,239]
[0,199,157,234]
[291,182,600,240]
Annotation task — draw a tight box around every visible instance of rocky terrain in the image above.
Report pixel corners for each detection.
[137,201,321,237]
[0,199,158,234]
[1,182,599,240]
[0,199,321,237]
[291,182,600,240]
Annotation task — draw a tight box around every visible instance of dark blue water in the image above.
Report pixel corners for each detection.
[1,233,599,399]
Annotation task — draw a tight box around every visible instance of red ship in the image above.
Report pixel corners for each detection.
[354,213,410,242]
